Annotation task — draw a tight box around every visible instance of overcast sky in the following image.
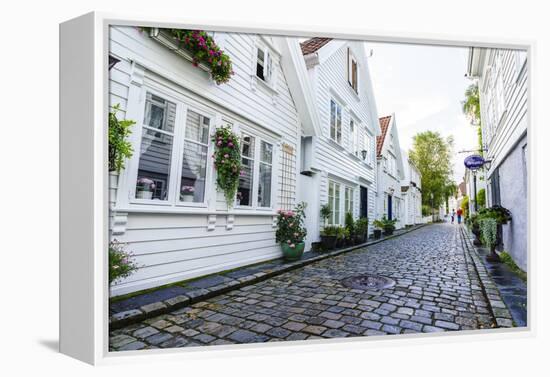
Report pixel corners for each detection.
[365,41,479,184]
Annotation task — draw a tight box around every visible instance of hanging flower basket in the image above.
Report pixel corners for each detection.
[211,126,242,206]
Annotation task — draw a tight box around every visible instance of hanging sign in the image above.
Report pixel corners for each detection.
[464,154,485,170]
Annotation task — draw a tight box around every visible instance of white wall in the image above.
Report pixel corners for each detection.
[109,27,302,295]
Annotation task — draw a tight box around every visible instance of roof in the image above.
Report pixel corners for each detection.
[376,115,392,156]
[300,37,332,55]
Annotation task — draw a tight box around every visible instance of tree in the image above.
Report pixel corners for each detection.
[462,83,484,155]
[409,131,454,212]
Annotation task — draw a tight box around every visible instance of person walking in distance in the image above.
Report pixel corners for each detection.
[451,209,456,224]
[457,207,463,224]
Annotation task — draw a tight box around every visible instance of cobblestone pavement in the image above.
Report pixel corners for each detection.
[110,224,497,351]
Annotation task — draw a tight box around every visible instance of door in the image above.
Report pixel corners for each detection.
[387,195,393,220]
[360,186,369,219]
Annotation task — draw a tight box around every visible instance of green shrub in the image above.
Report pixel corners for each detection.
[320,225,339,236]
[109,104,135,173]
[275,202,307,247]
[344,212,355,238]
[461,195,469,219]
[109,240,139,285]
[477,188,486,208]
[479,217,497,248]
[373,216,397,233]
[320,204,332,225]
[499,251,527,281]
[355,217,369,235]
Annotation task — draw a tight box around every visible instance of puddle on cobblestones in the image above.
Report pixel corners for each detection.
[341,274,396,290]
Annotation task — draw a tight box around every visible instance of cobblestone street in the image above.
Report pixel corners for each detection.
[110,224,501,351]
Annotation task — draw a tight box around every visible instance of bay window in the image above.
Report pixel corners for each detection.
[330,99,342,144]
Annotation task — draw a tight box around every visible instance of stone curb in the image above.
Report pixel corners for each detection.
[459,226,515,328]
[110,224,429,330]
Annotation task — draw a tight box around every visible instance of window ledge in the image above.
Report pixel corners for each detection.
[114,206,277,216]
[327,138,345,150]
[252,75,278,95]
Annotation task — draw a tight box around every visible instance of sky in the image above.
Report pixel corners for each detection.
[365,42,479,184]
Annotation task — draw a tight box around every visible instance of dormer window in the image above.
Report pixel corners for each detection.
[347,48,358,93]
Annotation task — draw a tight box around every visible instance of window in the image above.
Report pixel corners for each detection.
[179,110,210,203]
[349,118,358,155]
[347,48,358,93]
[238,134,255,207]
[258,141,273,207]
[134,91,213,206]
[516,50,527,80]
[345,186,354,215]
[330,99,342,144]
[135,93,176,201]
[256,47,273,84]
[237,133,275,208]
[362,132,372,164]
[328,181,341,225]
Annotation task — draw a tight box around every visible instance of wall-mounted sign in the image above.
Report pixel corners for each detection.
[464,154,485,170]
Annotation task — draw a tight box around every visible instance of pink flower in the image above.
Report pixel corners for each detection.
[224,153,229,158]
[217,141,222,146]
[228,142,234,147]
[221,159,226,164]
[290,244,295,248]
[287,240,291,244]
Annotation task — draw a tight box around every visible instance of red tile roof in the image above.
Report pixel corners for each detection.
[377,115,392,157]
[300,37,332,55]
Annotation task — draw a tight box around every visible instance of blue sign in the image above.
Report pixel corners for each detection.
[464,154,485,170]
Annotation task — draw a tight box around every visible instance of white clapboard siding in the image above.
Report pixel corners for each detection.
[301,40,378,238]
[481,49,527,176]
[109,27,302,296]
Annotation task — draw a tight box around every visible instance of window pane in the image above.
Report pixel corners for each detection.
[334,183,341,224]
[260,141,273,164]
[144,93,176,133]
[258,163,272,207]
[185,110,210,145]
[180,141,207,203]
[256,49,265,80]
[241,134,255,158]
[330,100,336,140]
[238,158,254,206]
[136,128,173,200]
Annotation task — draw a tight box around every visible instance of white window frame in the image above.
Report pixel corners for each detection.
[126,85,216,209]
[329,98,343,145]
[344,186,355,216]
[235,127,277,211]
[252,37,279,92]
[347,47,359,94]
[349,117,359,155]
[516,49,527,82]
[328,180,342,225]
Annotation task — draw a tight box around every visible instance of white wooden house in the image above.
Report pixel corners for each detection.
[108,27,315,296]
[375,114,405,229]
[400,149,422,226]
[467,47,528,271]
[297,38,380,248]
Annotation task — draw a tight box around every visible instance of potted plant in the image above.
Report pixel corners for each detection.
[344,212,356,245]
[479,217,500,262]
[373,216,396,236]
[320,204,332,226]
[275,203,308,261]
[336,226,349,248]
[372,219,383,239]
[354,217,369,244]
[136,177,156,199]
[180,186,195,202]
[320,225,338,250]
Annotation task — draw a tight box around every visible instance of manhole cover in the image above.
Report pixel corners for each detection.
[341,274,396,290]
